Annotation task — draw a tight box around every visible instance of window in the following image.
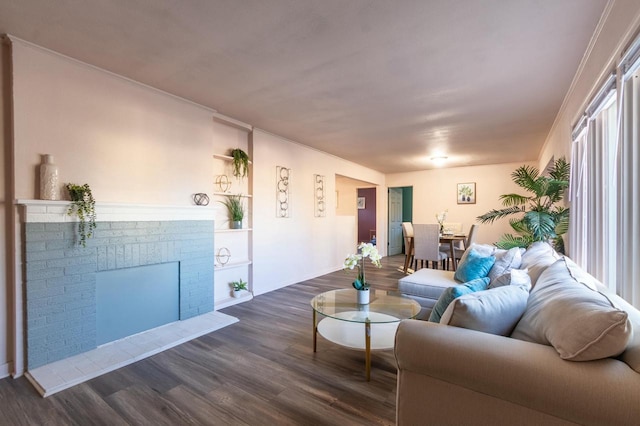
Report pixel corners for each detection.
[617,37,640,307]
[569,75,617,289]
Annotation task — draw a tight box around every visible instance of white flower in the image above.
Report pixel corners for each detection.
[435,209,448,225]
[343,253,361,270]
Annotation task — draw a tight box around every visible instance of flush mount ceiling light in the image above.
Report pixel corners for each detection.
[430,156,448,166]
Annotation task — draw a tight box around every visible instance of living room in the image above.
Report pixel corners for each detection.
[1,0,640,423]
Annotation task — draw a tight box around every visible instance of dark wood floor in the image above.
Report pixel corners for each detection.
[0,255,410,425]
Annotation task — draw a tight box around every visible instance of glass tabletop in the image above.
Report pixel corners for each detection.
[310,289,421,324]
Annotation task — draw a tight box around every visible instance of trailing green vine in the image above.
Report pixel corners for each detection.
[230,148,250,179]
[66,183,97,247]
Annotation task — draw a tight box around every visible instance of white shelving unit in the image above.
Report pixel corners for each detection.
[213,150,253,309]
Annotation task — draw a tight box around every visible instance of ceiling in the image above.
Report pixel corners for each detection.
[0,0,608,173]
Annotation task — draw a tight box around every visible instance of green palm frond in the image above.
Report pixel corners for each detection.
[511,166,540,192]
[499,193,530,207]
[495,233,534,250]
[477,206,525,224]
[478,157,570,251]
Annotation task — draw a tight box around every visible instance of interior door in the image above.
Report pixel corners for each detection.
[388,188,403,255]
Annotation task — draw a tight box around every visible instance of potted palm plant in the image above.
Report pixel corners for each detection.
[220,194,245,229]
[477,157,570,253]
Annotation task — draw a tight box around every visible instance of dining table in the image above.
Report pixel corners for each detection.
[404,234,467,273]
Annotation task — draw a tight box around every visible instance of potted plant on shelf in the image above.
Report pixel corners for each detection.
[230,278,248,298]
[230,148,250,180]
[343,242,382,304]
[220,194,245,229]
[66,183,97,247]
[477,157,570,253]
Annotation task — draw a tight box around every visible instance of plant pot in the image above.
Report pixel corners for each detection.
[357,288,370,304]
[233,289,242,298]
[231,220,243,229]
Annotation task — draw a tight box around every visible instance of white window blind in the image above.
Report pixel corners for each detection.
[569,75,617,289]
[617,50,640,307]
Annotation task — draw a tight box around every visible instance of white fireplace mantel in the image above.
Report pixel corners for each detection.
[16,199,217,223]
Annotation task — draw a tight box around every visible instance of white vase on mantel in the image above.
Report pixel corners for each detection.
[39,154,59,200]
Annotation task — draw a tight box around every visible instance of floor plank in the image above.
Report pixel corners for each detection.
[0,255,410,425]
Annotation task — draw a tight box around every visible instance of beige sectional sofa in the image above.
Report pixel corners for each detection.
[394,242,640,425]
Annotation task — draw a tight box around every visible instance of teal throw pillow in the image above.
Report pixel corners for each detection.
[454,248,496,283]
[428,277,490,323]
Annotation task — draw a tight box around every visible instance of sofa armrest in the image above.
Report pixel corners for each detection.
[395,320,640,425]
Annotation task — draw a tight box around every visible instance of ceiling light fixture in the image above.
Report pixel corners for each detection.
[430,156,448,166]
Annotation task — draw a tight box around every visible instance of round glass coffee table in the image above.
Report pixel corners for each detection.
[310,288,421,381]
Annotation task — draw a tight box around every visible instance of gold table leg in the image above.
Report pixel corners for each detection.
[313,309,317,352]
[365,320,371,381]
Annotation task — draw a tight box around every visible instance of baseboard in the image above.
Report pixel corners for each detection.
[0,362,11,379]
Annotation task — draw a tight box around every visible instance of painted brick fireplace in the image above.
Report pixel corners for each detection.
[19,201,216,369]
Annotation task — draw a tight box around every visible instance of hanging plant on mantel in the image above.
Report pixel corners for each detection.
[66,183,97,247]
[230,148,250,179]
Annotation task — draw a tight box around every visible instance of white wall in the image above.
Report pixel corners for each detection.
[540,1,640,167]
[251,129,385,295]
[386,161,536,245]
[11,39,213,203]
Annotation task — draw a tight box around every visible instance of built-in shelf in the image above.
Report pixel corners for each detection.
[213,154,253,164]
[214,228,252,233]
[215,292,254,310]
[214,260,252,270]
[212,192,252,198]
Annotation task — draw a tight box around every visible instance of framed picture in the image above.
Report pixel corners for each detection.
[357,196,366,209]
[457,183,476,204]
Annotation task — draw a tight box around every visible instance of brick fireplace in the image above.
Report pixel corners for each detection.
[19,201,216,369]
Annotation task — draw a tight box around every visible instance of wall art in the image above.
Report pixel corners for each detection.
[457,182,476,204]
[276,166,291,218]
[314,174,325,217]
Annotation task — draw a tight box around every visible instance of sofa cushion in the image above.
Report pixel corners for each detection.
[398,268,456,301]
[519,241,559,286]
[511,257,632,361]
[454,248,496,283]
[561,258,640,373]
[440,278,531,336]
[428,277,490,323]
[489,268,530,289]
[488,247,523,285]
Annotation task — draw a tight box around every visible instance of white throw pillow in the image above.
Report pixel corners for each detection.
[511,257,632,361]
[519,241,559,286]
[490,268,530,289]
[440,283,531,336]
[488,247,523,285]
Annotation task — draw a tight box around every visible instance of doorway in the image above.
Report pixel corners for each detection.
[388,186,413,255]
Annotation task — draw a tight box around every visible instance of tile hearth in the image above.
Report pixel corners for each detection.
[26,311,238,397]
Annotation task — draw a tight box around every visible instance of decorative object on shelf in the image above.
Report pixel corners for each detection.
[66,183,97,247]
[477,157,570,253]
[457,182,476,204]
[314,174,325,217]
[436,209,448,234]
[220,194,245,229]
[39,154,59,200]
[230,278,248,298]
[216,247,231,266]
[215,174,231,193]
[276,166,290,218]
[357,196,366,209]
[343,242,382,304]
[230,148,250,179]
[193,193,210,206]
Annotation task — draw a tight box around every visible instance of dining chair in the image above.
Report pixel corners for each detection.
[402,222,414,273]
[454,224,479,261]
[413,224,448,270]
